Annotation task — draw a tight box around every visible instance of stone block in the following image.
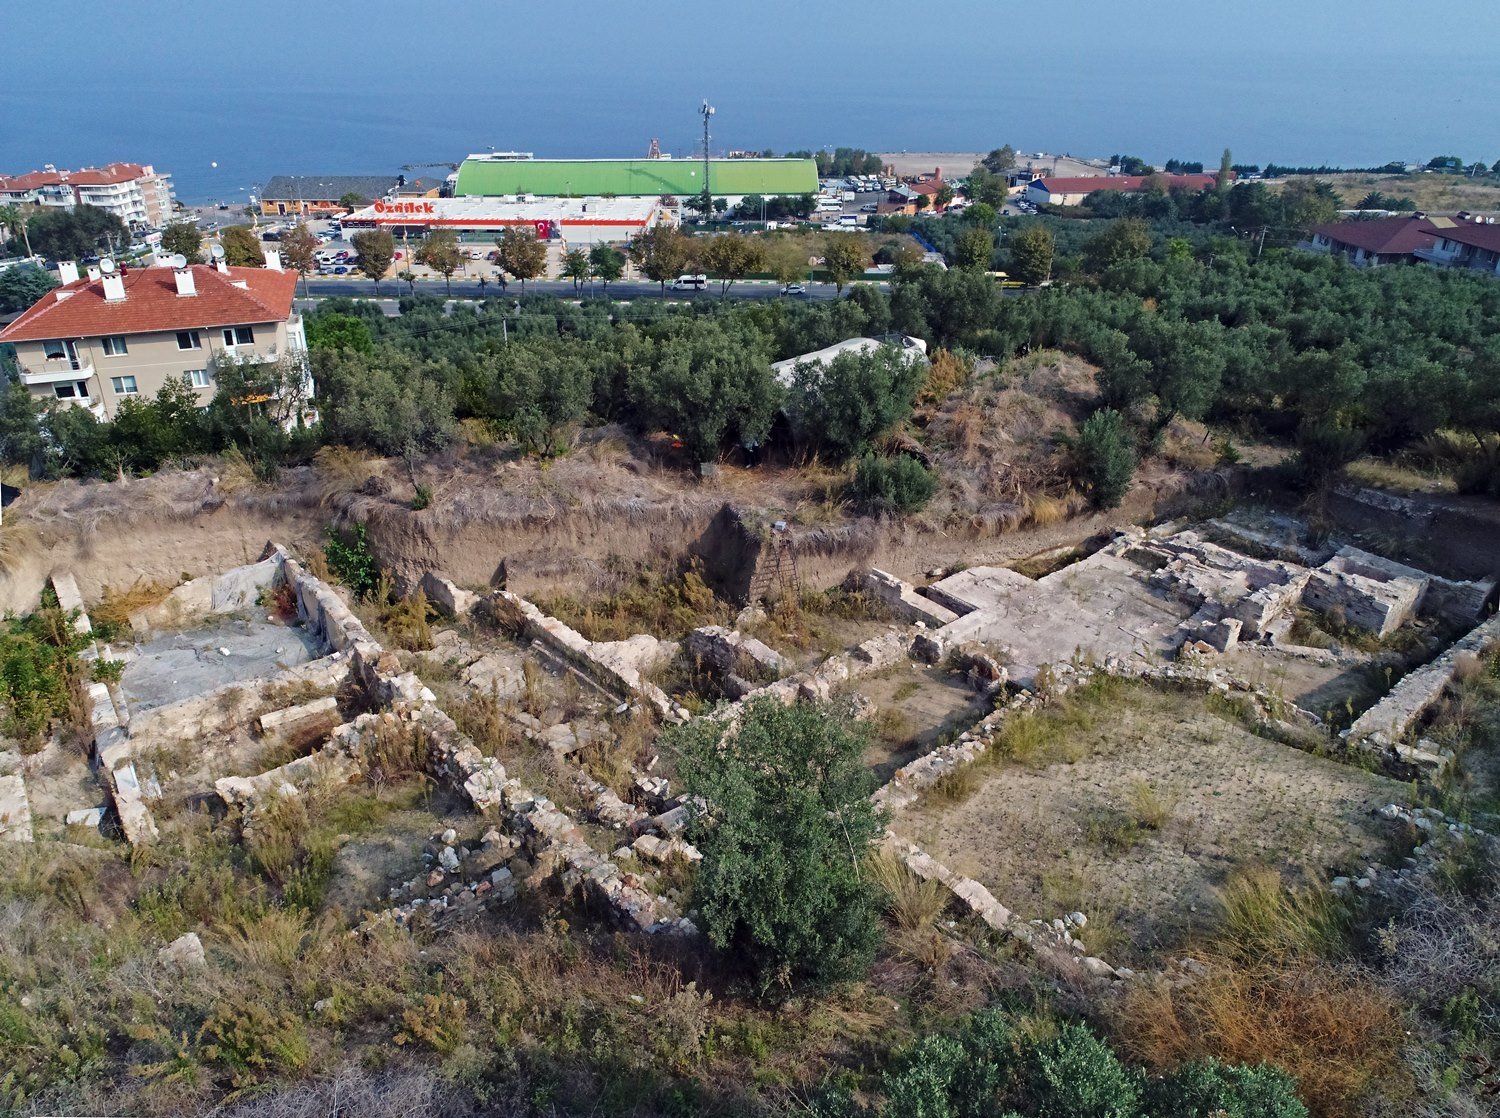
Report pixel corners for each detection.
[256,695,338,735]
[65,806,105,828]
[0,774,33,843]
[850,568,960,627]
[49,571,92,635]
[685,625,788,680]
[420,571,480,619]
[158,931,206,971]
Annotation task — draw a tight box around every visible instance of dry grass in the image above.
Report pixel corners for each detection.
[313,446,381,507]
[868,851,950,932]
[92,577,176,627]
[213,447,262,495]
[0,520,39,577]
[1126,778,1176,831]
[1115,957,1409,1118]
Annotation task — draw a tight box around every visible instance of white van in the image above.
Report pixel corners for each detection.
[669,274,708,290]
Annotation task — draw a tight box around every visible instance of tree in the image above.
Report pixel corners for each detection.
[0,264,58,313]
[952,227,994,271]
[964,167,1009,208]
[278,222,318,294]
[414,228,462,295]
[667,697,885,988]
[1115,154,1152,176]
[981,145,1017,174]
[312,347,454,456]
[26,205,128,260]
[625,319,779,463]
[766,236,809,285]
[588,243,625,291]
[1216,148,1234,191]
[965,201,997,226]
[934,183,955,210]
[338,191,369,211]
[484,339,595,455]
[914,194,930,212]
[495,227,546,291]
[0,204,31,255]
[351,229,395,293]
[159,221,203,262]
[1008,224,1054,286]
[1278,179,1339,233]
[560,248,591,291]
[397,270,418,295]
[628,224,694,290]
[787,345,927,460]
[305,311,374,354]
[220,225,265,267]
[1083,218,1151,273]
[0,380,43,472]
[700,233,765,295]
[822,232,869,293]
[1075,407,1137,509]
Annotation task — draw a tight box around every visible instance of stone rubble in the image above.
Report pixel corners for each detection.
[157,931,206,971]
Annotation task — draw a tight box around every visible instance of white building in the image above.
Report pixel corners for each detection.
[340,194,668,247]
[0,163,175,229]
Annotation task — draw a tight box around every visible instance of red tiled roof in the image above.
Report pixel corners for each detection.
[1032,174,1221,195]
[0,163,155,192]
[1309,216,1448,256]
[1434,221,1500,253]
[0,265,297,343]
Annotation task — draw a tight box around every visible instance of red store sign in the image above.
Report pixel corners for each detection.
[372,200,436,215]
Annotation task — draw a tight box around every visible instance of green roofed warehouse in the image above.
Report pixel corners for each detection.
[453,155,818,203]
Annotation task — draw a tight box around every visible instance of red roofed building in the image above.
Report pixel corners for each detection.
[1025,173,1221,207]
[0,163,175,228]
[1415,219,1500,277]
[0,258,306,421]
[1302,215,1458,268]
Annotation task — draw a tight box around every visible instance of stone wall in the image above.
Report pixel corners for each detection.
[1345,612,1500,768]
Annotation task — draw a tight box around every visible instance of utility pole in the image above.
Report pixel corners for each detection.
[700,100,715,219]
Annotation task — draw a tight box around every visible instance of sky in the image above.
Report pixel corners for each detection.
[5,1,1498,200]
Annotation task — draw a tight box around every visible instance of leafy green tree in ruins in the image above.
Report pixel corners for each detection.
[667,696,885,989]
[1074,407,1137,509]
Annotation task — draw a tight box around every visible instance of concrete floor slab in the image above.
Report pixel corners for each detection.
[122,616,326,714]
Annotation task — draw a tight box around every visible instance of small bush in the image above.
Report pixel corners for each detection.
[850,453,937,515]
[1075,407,1137,510]
[1146,1058,1308,1118]
[1126,779,1175,831]
[324,522,379,600]
[1025,1022,1142,1118]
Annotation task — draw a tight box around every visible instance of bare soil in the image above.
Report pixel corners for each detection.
[894,685,1404,962]
[855,661,992,782]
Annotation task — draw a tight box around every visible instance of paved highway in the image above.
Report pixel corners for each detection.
[299,278,854,302]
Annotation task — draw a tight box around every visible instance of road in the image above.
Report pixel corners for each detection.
[299,278,856,302]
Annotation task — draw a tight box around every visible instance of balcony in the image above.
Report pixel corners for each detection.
[21,357,95,385]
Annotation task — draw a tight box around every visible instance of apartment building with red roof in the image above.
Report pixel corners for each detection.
[0,163,175,228]
[0,256,306,421]
[1024,173,1220,207]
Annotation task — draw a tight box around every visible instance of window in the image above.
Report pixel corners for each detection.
[176,330,202,350]
[188,369,213,389]
[110,375,138,395]
[222,326,254,346]
[101,335,128,356]
[42,339,67,360]
[54,383,78,399]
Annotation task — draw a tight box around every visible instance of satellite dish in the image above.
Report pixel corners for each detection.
[170,253,188,269]
[210,243,225,260]
[99,257,116,274]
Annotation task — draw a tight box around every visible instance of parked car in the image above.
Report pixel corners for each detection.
[332,265,348,275]
[781,283,807,296]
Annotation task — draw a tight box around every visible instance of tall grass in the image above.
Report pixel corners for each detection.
[868,851,950,932]
[1215,866,1345,963]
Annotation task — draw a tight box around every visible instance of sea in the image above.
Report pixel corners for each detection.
[5,54,1497,206]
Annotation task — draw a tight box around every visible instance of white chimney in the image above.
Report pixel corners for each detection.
[215,258,229,274]
[102,273,126,302]
[265,249,282,271]
[174,266,197,297]
[57,261,79,284]
[86,265,101,282]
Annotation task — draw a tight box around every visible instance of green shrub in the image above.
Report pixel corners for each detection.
[1075,407,1137,509]
[323,522,379,600]
[1145,1058,1307,1118]
[0,590,92,745]
[1024,1022,1142,1118]
[667,697,885,989]
[850,453,937,515]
